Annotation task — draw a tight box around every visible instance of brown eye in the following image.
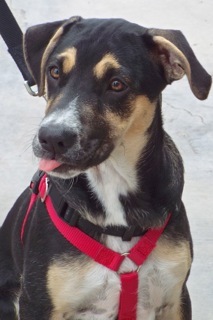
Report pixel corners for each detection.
[109,79,126,92]
[50,66,60,79]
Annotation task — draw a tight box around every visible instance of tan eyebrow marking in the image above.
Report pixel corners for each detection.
[93,53,120,79]
[58,47,77,74]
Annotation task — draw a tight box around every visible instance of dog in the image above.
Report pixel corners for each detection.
[0,16,211,320]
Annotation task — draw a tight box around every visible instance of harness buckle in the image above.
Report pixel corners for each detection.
[122,226,136,241]
[30,170,45,195]
[41,177,51,202]
[64,209,80,226]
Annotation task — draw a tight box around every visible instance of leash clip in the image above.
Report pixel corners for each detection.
[24,80,38,97]
[41,177,51,202]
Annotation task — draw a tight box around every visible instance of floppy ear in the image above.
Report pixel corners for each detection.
[24,16,81,96]
[144,28,212,100]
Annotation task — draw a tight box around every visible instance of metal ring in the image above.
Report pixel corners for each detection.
[121,252,129,257]
[120,252,141,273]
[136,265,141,273]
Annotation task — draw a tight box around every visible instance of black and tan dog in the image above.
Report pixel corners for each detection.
[0,16,212,320]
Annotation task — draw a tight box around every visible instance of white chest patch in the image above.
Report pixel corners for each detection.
[86,156,137,226]
[47,238,191,320]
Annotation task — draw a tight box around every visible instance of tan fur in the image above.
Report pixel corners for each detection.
[44,93,64,112]
[106,96,156,173]
[105,96,156,137]
[155,238,192,272]
[136,237,191,319]
[48,255,94,319]
[47,235,191,320]
[145,237,191,320]
[93,53,120,79]
[126,96,156,134]
[58,47,77,74]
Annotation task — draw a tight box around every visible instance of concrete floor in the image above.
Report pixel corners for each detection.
[0,0,212,318]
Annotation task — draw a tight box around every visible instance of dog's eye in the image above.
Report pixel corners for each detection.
[49,66,60,80]
[108,79,127,92]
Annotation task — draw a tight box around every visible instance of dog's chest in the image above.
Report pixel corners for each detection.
[47,237,191,320]
[48,165,191,319]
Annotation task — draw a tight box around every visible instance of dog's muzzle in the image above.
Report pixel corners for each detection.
[33,121,114,175]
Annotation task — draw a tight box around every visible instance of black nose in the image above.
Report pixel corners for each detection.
[38,125,77,154]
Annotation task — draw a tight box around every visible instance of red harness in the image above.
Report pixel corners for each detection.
[21,173,171,320]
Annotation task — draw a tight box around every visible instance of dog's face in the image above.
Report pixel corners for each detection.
[24,17,211,178]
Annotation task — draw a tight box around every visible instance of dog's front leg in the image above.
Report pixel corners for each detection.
[19,291,52,320]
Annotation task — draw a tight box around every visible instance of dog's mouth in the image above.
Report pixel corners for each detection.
[38,159,80,178]
[39,159,62,172]
[36,140,114,178]
[38,159,81,176]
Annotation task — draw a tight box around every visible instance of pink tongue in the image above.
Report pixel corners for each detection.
[39,159,62,172]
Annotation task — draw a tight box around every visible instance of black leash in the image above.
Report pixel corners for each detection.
[0,0,38,96]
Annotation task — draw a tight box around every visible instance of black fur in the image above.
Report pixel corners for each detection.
[0,17,211,319]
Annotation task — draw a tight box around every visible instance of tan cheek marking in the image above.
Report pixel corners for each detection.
[105,112,129,136]
[106,96,156,168]
[125,96,156,136]
[94,53,120,79]
[105,96,156,137]
[124,96,156,167]
[59,47,77,74]
[45,93,64,113]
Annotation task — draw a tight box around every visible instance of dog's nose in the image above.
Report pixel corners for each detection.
[38,125,77,154]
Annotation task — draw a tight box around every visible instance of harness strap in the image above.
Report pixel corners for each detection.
[128,221,169,266]
[119,272,138,319]
[20,193,37,243]
[45,191,125,271]
[47,175,148,241]
[22,173,171,319]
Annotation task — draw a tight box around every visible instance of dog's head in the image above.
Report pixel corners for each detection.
[24,17,212,178]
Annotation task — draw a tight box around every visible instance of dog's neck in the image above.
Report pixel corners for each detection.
[86,111,156,227]
[86,103,183,229]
